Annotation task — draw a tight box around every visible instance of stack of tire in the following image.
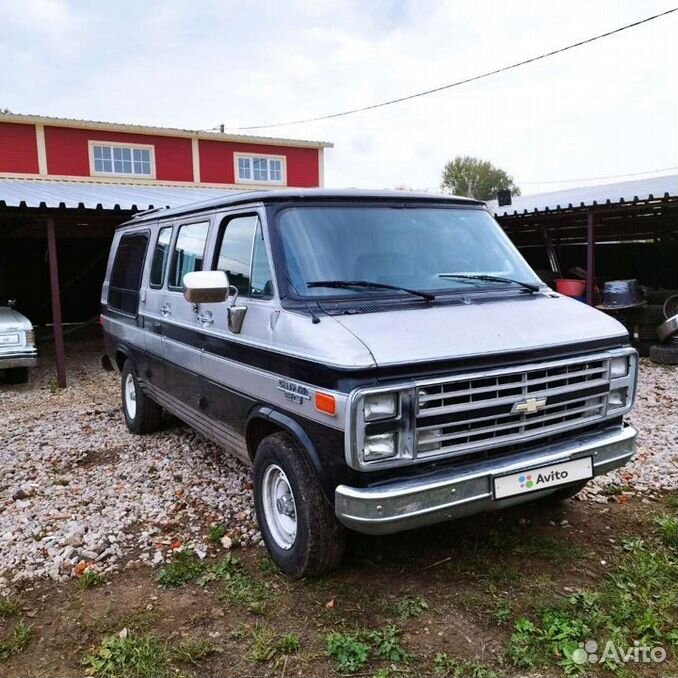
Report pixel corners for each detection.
[650,294,678,365]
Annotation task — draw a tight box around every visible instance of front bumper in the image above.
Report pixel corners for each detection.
[335,425,637,535]
[0,349,38,370]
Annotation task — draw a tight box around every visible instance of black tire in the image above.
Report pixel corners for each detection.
[253,432,346,577]
[649,344,678,365]
[5,367,28,384]
[120,360,162,434]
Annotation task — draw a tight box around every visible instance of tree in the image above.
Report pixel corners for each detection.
[441,156,520,200]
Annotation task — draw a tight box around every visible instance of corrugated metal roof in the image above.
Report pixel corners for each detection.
[0,179,243,211]
[488,174,678,217]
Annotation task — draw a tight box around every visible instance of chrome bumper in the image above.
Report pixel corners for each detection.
[0,349,38,370]
[335,425,637,535]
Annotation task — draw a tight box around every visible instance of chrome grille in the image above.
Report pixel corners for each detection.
[416,356,610,459]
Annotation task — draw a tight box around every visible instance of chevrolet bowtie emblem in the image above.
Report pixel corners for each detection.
[512,397,547,414]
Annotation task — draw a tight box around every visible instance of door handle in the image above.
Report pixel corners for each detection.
[160,303,171,317]
[197,311,214,326]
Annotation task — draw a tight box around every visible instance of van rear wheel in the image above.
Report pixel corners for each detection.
[121,360,162,434]
[253,432,346,577]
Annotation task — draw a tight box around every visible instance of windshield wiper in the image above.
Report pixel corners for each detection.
[306,280,435,302]
[438,273,540,293]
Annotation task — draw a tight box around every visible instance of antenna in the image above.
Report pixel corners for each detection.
[282,272,321,324]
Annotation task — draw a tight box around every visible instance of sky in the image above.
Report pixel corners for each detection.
[1,0,676,194]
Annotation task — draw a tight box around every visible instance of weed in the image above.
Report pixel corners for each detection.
[371,669,391,678]
[433,652,497,678]
[0,621,32,661]
[667,494,678,510]
[257,556,278,575]
[79,569,106,590]
[170,638,218,664]
[83,632,168,677]
[392,595,428,620]
[368,625,410,663]
[494,599,512,626]
[156,551,205,588]
[326,632,370,673]
[248,624,276,663]
[204,554,269,607]
[655,514,678,548]
[601,484,631,496]
[0,598,18,619]
[278,632,300,654]
[207,524,227,545]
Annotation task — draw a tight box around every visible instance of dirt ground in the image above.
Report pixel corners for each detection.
[1,339,677,678]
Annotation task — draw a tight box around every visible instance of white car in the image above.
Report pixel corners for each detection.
[0,302,38,384]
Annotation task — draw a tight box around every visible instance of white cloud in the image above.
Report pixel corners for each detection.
[0,0,676,194]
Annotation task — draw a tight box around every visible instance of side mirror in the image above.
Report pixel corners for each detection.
[183,271,229,304]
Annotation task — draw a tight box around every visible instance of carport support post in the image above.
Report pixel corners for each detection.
[46,217,67,388]
[586,211,595,306]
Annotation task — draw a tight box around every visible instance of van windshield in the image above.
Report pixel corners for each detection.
[277,206,541,298]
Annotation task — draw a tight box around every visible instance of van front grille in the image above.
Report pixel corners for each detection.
[415,356,610,460]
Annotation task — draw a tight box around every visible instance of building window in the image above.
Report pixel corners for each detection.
[235,154,285,184]
[91,143,154,177]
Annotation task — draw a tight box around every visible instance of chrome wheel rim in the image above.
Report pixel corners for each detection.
[261,464,297,550]
[124,373,137,420]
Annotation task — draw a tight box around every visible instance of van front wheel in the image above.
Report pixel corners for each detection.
[253,432,346,577]
[121,360,162,434]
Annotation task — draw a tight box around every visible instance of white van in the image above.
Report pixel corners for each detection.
[101,189,638,576]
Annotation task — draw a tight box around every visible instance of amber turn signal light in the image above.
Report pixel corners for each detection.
[314,392,336,416]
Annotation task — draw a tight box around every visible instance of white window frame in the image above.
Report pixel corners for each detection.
[89,140,156,179]
[234,153,286,185]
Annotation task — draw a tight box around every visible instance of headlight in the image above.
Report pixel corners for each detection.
[363,432,397,461]
[610,356,628,378]
[363,392,398,421]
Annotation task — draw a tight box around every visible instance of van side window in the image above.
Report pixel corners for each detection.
[216,215,273,298]
[108,232,148,315]
[149,226,172,287]
[168,221,209,289]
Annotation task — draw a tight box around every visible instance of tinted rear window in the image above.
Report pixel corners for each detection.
[108,232,148,315]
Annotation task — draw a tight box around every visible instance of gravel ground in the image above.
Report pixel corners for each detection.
[0,341,676,591]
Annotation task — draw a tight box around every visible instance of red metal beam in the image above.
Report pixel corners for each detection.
[586,211,595,306]
[46,217,66,388]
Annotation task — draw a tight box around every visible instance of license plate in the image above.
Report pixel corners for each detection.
[0,334,19,345]
[494,457,593,500]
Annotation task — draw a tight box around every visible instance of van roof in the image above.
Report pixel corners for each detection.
[122,188,484,226]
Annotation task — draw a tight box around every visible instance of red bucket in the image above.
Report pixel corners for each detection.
[555,278,586,297]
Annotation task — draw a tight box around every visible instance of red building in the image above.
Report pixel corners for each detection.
[0,113,332,386]
[0,113,329,188]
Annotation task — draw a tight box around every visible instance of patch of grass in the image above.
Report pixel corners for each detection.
[83,632,168,678]
[156,551,205,588]
[170,638,219,665]
[0,621,32,661]
[433,652,497,678]
[667,494,678,510]
[0,598,18,619]
[248,624,277,663]
[391,594,428,620]
[505,534,678,675]
[78,569,106,590]
[326,632,371,673]
[206,524,227,545]
[278,632,300,654]
[203,554,269,608]
[655,514,678,549]
[493,599,512,626]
